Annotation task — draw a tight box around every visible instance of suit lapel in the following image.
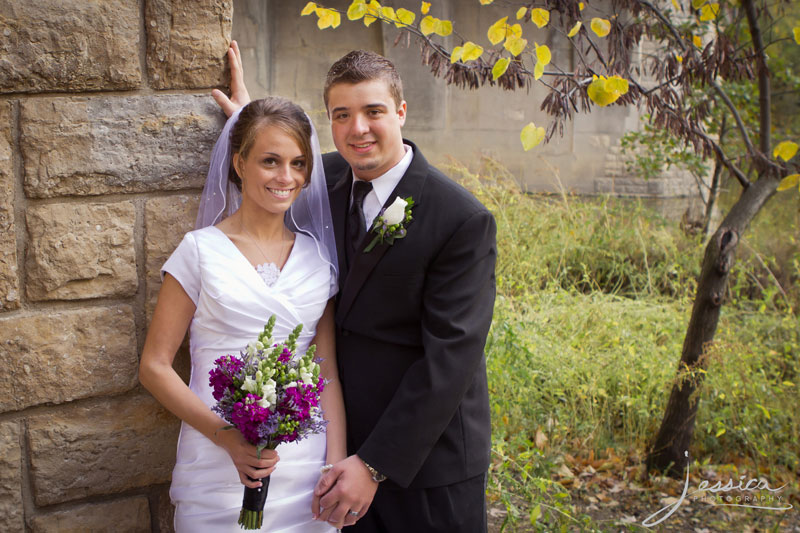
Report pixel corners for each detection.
[329,168,351,290]
[335,141,429,323]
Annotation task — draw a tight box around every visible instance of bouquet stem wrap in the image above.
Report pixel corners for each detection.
[239,474,271,529]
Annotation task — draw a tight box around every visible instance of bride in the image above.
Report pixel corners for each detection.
[139,92,345,531]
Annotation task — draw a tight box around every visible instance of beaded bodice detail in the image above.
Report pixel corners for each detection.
[255,262,281,287]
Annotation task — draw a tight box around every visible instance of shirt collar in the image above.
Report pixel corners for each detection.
[352,144,413,206]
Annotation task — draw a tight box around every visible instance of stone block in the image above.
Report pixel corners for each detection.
[156,485,176,533]
[144,195,198,382]
[0,101,18,311]
[30,497,150,533]
[26,202,137,300]
[0,421,23,532]
[146,0,233,89]
[20,95,225,198]
[0,306,137,412]
[0,0,141,93]
[145,195,200,320]
[27,394,180,506]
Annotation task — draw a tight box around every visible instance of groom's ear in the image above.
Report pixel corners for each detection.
[397,101,407,126]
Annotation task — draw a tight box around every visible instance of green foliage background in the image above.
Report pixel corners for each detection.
[451,160,800,530]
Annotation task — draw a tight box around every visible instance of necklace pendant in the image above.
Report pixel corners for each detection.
[255,262,281,287]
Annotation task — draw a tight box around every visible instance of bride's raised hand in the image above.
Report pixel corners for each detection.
[212,40,251,118]
[215,427,279,488]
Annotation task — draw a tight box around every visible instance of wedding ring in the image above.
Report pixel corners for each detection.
[320,463,334,474]
[348,510,360,517]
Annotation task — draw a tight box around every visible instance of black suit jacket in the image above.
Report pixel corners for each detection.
[323,141,496,489]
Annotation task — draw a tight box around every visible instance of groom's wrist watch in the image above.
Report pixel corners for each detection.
[360,459,387,483]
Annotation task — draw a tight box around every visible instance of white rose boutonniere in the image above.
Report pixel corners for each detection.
[364,195,415,252]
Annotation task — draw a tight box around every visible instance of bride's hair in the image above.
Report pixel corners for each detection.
[228,97,313,191]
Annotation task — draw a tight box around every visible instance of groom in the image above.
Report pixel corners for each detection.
[216,45,496,532]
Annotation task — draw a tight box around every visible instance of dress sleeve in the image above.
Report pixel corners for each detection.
[161,232,201,306]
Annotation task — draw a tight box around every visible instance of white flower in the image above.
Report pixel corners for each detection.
[300,369,314,385]
[260,379,277,407]
[242,376,259,394]
[383,197,408,225]
[257,397,271,409]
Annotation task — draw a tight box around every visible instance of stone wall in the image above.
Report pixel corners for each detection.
[0,1,231,530]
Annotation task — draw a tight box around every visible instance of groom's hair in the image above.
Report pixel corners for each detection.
[324,50,404,110]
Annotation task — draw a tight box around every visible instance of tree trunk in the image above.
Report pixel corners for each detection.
[645,175,777,477]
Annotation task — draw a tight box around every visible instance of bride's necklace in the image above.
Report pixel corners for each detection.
[241,222,289,287]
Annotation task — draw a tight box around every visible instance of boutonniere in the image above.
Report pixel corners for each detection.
[364,196,415,253]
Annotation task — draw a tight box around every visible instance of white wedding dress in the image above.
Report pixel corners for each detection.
[162,226,336,532]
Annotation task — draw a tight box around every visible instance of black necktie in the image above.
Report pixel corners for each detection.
[347,180,373,264]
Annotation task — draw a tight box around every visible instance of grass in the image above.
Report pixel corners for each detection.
[448,158,800,531]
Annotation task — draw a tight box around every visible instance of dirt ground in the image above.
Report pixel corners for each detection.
[487,450,799,532]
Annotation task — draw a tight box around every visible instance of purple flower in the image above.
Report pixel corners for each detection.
[209,355,244,401]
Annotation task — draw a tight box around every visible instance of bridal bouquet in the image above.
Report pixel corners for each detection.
[209,316,327,529]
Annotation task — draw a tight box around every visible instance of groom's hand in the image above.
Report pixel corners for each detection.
[312,455,378,528]
[212,40,251,118]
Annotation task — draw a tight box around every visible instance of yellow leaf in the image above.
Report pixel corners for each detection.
[715,428,726,437]
[396,8,415,26]
[381,6,397,22]
[420,15,436,35]
[777,174,800,191]
[530,8,550,28]
[794,26,800,45]
[450,46,464,63]
[531,504,542,523]
[317,8,339,29]
[521,122,546,150]
[488,17,509,45]
[699,3,720,21]
[421,1,430,15]
[671,0,680,9]
[348,1,368,20]
[606,75,629,93]
[480,0,494,4]
[579,2,585,10]
[676,54,683,62]
[301,2,317,16]
[534,61,544,80]
[535,43,551,65]
[693,34,703,48]
[508,23,523,40]
[567,21,582,38]
[492,57,510,80]
[591,18,611,37]
[774,141,799,161]
[364,0,380,25]
[516,7,527,20]
[461,41,484,61]
[434,18,453,36]
[504,36,527,57]
[587,75,628,106]
[692,0,706,8]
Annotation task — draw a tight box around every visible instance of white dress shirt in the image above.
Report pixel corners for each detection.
[351,144,414,232]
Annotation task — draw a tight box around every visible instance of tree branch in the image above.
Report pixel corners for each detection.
[742,0,772,157]
[711,81,755,155]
